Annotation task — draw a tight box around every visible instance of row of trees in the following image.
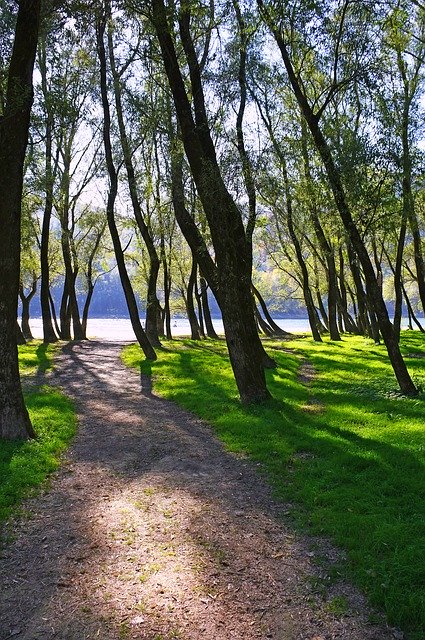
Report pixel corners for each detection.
[1,0,424,438]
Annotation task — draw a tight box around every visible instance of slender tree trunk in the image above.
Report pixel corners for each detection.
[313,256,329,330]
[153,0,271,402]
[81,228,104,336]
[251,81,321,341]
[108,25,162,347]
[397,49,425,317]
[59,280,72,340]
[186,254,201,340]
[61,233,85,339]
[260,7,416,394]
[300,120,340,340]
[0,0,41,438]
[346,241,370,336]
[96,8,156,361]
[402,284,424,333]
[281,156,322,341]
[255,306,274,336]
[17,322,26,345]
[161,240,172,339]
[252,284,292,338]
[82,283,94,337]
[200,275,219,339]
[194,270,206,338]
[19,275,37,340]
[337,248,360,334]
[38,36,58,344]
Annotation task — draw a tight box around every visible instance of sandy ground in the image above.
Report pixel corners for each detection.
[0,341,400,639]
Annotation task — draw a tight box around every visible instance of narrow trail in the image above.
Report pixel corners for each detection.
[0,341,396,640]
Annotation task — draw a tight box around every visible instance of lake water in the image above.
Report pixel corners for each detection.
[27,316,422,341]
[28,317,312,341]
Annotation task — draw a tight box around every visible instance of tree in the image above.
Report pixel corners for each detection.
[151,0,272,403]
[258,0,418,395]
[96,3,157,360]
[0,0,41,439]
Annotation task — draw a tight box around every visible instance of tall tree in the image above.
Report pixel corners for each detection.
[151,0,271,403]
[0,0,41,438]
[96,4,157,360]
[258,0,418,395]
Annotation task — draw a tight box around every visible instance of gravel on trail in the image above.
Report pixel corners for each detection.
[0,341,399,640]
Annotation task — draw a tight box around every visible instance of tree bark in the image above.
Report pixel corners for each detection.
[186,253,201,340]
[200,275,219,339]
[17,321,26,345]
[0,0,41,438]
[96,6,156,361]
[300,119,340,340]
[152,0,271,403]
[259,4,417,394]
[108,25,162,347]
[19,274,37,340]
[39,36,58,344]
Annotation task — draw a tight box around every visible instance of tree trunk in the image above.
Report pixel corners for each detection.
[200,275,219,339]
[97,7,156,361]
[300,119,340,341]
[153,0,270,403]
[252,284,292,338]
[261,9,417,394]
[17,322,26,345]
[346,241,370,337]
[281,157,322,341]
[19,274,37,340]
[162,244,172,339]
[59,280,72,340]
[403,284,424,333]
[337,249,359,334]
[38,35,58,344]
[186,254,201,340]
[82,282,94,337]
[0,0,40,439]
[194,271,206,338]
[108,25,162,348]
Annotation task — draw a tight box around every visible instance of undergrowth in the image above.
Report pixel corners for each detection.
[122,332,425,639]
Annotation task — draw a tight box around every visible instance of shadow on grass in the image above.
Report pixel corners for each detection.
[126,336,425,636]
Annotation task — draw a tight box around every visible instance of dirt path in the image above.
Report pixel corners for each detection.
[0,341,397,640]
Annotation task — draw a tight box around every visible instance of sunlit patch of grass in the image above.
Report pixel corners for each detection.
[18,340,57,377]
[0,343,76,526]
[123,333,425,639]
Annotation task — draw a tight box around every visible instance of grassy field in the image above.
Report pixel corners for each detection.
[123,332,425,639]
[0,342,76,524]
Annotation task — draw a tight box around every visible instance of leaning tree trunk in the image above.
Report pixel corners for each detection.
[300,119,340,340]
[153,0,271,402]
[39,36,58,344]
[200,275,219,339]
[346,241,371,337]
[402,283,425,333]
[59,279,72,340]
[161,238,173,339]
[194,269,206,338]
[260,5,417,395]
[19,275,37,340]
[0,0,41,439]
[97,8,156,361]
[187,253,201,340]
[16,322,26,345]
[108,26,162,348]
[281,156,322,342]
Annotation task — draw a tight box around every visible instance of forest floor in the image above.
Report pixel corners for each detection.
[0,341,402,640]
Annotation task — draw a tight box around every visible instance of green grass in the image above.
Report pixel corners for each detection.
[0,342,76,525]
[122,333,425,639]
